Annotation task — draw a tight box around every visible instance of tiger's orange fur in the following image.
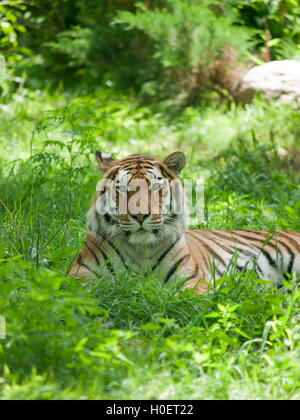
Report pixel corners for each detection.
[69,152,300,293]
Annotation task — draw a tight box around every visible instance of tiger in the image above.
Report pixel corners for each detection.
[69,151,300,294]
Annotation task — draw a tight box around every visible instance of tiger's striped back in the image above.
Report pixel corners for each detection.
[69,228,300,292]
[184,229,300,291]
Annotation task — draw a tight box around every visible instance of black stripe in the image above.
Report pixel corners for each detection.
[140,165,158,170]
[232,231,294,272]
[221,231,279,272]
[254,263,264,278]
[205,230,241,243]
[121,159,144,166]
[232,230,276,244]
[121,166,139,171]
[236,229,271,238]
[206,230,266,253]
[259,248,276,267]
[231,235,278,271]
[106,167,120,180]
[79,262,99,277]
[88,234,119,274]
[164,254,190,283]
[200,245,250,275]
[122,156,155,162]
[189,232,227,271]
[227,241,264,277]
[100,248,115,276]
[236,265,247,273]
[151,235,181,273]
[101,234,129,270]
[276,231,300,252]
[236,233,282,259]
[221,231,280,276]
[158,164,175,180]
[284,253,295,280]
[122,163,155,169]
[230,231,277,257]
[231,231,279,251]
[188,263,199,280]
[84,241,101,266]
[80,263,91,271]
[75,253,83,277]
[201,232,248,258]
[189,232,251,278]
[198,232,253,272]
[185,233,210,273]
[88,233,105,256]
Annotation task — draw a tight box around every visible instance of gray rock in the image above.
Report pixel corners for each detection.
[236,60,300,106]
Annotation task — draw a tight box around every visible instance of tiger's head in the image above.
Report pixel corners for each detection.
[87,151,188,245]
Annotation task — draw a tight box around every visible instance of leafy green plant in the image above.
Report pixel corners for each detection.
[0,0,28,98]
[115,0,253,105]
[231,0,300,60]
[0,0,27,50]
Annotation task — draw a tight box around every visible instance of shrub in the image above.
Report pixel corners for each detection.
[114,0,253,105]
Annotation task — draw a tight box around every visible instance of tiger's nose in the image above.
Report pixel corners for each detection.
[131,214,148,224]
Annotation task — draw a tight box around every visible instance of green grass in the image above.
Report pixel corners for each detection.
[0,89,299,400]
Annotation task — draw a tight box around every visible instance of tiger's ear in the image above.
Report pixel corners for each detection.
[163,152,186,175]
[95,151,115,172]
